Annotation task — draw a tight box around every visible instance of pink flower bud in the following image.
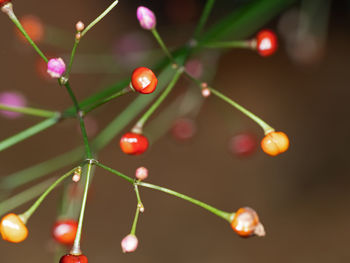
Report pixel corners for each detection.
[201,87,211,98]
[0,91,27,119]
[135,167,148,180]
[136,6,156,30]
[121,234,138,253]
[47,58,66,78]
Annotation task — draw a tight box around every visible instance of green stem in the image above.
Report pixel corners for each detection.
[62,81,92,158]
[0,104,58,118]
[138,182,232,222]
[132,69,183,133]
[202,40,253,49]
[81,0,119,37]
[0,177,56,217]
[20,167,77,223]
[184,71,274,134]
[130,206,140,235]
[66,39,80,78]
[95,163,231,223]
[4,4,48,62]
[83,86,131,115]
[151,28,174,62]
[0,116,59,152]
[193,0,216,39]
[95,162,134,183]
[71,162,93,255]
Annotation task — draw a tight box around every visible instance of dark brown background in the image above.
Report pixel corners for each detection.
[0,0,350,262]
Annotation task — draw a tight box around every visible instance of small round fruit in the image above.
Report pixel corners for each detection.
[229,132,257,157]
[261,131,289,156]
[59,254,88,263]
[131,67,158,94]
[256,30,278,57]
[0,213,28,243]
[52,219,78,245]
[231,207,265,237]
[120,132,149,155]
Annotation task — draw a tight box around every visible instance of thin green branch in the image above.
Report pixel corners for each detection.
[183,71,274,134]
[0,177,56,217]
[151,28,175,62]
[130,206,140,235]
[193,0,216,39]
[0,104,58,118]
[71,162,93,255]
[20,167,77,222]
[95,162,134,183]
[0,116,59,152]
[202,40,253,49]
[66,39,80,78]
[81,0,119,37]
[3,4,48,62]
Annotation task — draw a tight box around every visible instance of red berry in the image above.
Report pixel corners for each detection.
[59,254,88,263]
[231,207,265,237]
[52,219,78,245]
[256,30,278,57]
[0,0,11,6]
[171,118,196,141]
[120,132,149,155]
[131,67,158,94]
[229,132,257,157]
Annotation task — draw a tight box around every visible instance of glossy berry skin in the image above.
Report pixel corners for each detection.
[256,30,278,57]
[229,132,257,157]
[131,67,158,94]
[52,219,78,245]
[0,213,28,243]
[231,207,265,237]
[120,132,149,155]
[261,131,289,156]
[59,254,88,263]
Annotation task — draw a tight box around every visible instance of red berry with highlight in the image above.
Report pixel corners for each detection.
[52,219,78,245]
[120,132,149,155]
[131,67,158,94]
[59,254,88,263]
[256,30,278,57]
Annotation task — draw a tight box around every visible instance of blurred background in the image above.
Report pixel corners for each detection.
[0,0,350,262]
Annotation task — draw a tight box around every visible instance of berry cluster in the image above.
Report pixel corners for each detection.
[0,1,291,262]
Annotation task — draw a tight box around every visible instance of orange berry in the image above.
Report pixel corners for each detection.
[231,207,265,237]
[261,131,289,156]
[0,213,28,243]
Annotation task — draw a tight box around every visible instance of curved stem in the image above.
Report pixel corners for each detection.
[0,115,59,152]
[81,0,119,37]
[71,162,93,255]
[3,4,48,62]
[95,163,232,223]
[0,177,56,217]
[183,71,274,134]
[138,182,232,222]
[20,167,77,223]
[132,69,183,133]
[0,104,58,118]
[193,0,216,39]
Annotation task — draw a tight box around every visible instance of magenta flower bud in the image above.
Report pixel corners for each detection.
[136,6,156,30]
[121,234,138,253]
[47,58,66,78]
[135,167,148,181]
[0,91,27,119]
